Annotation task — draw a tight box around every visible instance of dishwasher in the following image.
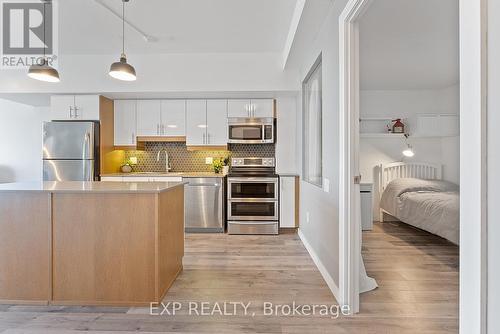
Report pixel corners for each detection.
[183,177,225,233]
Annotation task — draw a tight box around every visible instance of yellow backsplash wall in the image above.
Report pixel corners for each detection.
[122,143,275,172]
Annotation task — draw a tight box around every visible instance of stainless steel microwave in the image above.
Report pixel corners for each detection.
[227,118,275,144]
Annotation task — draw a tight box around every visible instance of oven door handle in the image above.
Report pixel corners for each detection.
[228,198,278,203]
[228,178,278,183]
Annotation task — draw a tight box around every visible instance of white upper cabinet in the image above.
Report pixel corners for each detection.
[136,100,161,136]
[186,100,207,146]
[227,99,251,118]
[227,99,274,118]
[161,100,186,136]
[51,95,75,120]
[50,95,100,120]
[74,95,100,120]
[206,100,228,145]
[114,100,137,146]
[251,99,274,118]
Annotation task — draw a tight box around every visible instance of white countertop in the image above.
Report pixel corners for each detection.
[0,181,186,193]
[101,172,226,178]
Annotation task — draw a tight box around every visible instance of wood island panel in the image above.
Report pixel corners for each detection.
[157,186,184,300]
[52,193,157,305]
[0,193,51,303]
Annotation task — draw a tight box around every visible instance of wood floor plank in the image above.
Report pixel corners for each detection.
[0,221,458,333]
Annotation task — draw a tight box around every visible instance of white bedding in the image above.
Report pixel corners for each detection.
[380,178,459,244]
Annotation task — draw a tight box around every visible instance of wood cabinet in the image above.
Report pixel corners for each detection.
[227,99,274,118]
[279,176,298,228]
[51,95,100,120]
[114,100,137,147]
[136,100,162,136]
[161,100,186,136]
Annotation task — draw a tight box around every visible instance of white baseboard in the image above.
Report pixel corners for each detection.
[297,228,340,301]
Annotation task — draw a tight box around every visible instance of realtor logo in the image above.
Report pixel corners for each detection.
[1,0,58,69]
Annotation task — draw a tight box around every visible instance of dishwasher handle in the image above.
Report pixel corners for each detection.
[186,183,221,187]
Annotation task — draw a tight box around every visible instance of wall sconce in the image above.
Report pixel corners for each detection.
[402,134,415,157]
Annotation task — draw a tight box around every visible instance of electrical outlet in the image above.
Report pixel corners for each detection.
[205,157,213,164]
[323,178,330,193]
[306,212,310,223]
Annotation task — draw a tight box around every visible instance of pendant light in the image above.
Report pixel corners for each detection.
[28,0,60,83]
[402,134,415,157]
[109,0,136,81]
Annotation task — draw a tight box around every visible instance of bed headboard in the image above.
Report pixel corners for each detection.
[378,162,442,192]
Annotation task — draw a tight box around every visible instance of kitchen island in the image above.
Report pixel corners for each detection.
[0,181,185,306]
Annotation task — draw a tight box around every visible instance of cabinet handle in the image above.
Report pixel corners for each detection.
[207,133,210,144]
[203,133,206,144]
[69,106,73,118]
[74,106,79,118]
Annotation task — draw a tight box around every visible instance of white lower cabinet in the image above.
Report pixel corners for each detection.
[279,176,297,228]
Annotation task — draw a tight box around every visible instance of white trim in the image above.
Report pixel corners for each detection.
[338,0,373,314]
[282,0,307,69]
[459,0,488,333]
[298,229,340,299]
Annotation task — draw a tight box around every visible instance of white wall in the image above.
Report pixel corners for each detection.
[360,86,460,183]
[0,53,300,94]
[294,1,347,291]
[0,99,50,183]
[488,0,500,331]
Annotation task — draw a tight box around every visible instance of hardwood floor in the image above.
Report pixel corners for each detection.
[0,223,458,333]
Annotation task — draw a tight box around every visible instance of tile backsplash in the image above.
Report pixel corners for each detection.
[123,143,275,172]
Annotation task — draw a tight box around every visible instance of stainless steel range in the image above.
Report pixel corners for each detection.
[227,157,279,235]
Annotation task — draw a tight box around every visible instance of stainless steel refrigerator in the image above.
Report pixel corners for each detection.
[42,121,100,181]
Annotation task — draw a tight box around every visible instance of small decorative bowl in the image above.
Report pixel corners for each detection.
[121,164,133,173]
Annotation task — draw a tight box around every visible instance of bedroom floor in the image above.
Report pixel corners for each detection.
[361,221,459,332]
[0,224,459,333]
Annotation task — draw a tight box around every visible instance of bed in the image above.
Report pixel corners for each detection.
[378,162,459,245]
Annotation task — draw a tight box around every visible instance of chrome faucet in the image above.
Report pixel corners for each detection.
[156,148,172,173]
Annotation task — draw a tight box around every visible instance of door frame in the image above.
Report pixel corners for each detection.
[338,0,373,314]
[338,0,488,330]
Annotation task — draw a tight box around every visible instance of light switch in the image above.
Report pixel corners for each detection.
[205,157,213,164]
[323,178,330,193]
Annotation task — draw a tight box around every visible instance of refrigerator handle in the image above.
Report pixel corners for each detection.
[83,132,90,160]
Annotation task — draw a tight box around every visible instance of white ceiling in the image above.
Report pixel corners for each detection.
[58,0,297,54]
[359,0,459,90]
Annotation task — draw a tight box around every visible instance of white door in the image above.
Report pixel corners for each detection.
[186,100,207,146]
[251,99,274,118]
[206,100,228,145]
[161,100,186,136]
[227,99,251,118]
[137,100,161,136]
[74,95,100,120]
[50,95,75,120]
[114,100,137,146]
[279,176,296,228]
